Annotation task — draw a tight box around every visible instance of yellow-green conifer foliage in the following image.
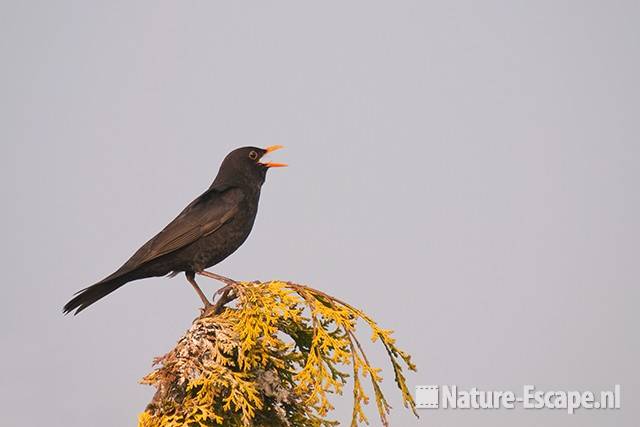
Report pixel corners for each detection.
[139,281,417,426]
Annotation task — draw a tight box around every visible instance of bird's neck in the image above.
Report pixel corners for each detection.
[209,178,262,196]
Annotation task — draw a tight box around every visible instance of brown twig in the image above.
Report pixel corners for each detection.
[211,288,237,315]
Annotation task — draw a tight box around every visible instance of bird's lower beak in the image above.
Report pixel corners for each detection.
[261,145,288,168]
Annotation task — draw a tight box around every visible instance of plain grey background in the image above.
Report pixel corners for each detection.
[1,1,638,426]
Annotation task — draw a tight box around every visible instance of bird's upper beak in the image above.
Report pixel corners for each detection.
[260,145,287,168]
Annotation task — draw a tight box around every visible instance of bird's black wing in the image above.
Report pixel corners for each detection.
[105,186,245,279]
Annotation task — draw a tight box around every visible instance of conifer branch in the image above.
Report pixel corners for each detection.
[138,280,418,427]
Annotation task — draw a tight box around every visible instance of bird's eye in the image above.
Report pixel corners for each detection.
[249,151,258,160]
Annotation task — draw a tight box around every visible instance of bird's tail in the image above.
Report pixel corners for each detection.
[63,274,132,315]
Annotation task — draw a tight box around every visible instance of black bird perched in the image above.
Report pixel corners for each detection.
[63,146,286,315]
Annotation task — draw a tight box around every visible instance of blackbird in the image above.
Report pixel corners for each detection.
[63,146,286,315]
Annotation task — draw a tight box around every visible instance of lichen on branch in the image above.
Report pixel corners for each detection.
[139,280,417,427]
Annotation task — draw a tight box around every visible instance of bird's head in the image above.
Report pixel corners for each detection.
[214,145,287,188]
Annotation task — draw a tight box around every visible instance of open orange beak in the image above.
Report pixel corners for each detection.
[261,145,287,168]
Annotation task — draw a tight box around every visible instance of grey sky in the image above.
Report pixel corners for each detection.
[2,1,639,426]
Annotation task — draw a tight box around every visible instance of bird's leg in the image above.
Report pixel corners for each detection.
[197,271,242,316]
[197,270,238,286]
[185,271,212,308]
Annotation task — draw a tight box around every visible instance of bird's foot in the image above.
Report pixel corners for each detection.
[199,289,237,318]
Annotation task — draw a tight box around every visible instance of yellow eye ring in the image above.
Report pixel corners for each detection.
[249,150,258,160]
